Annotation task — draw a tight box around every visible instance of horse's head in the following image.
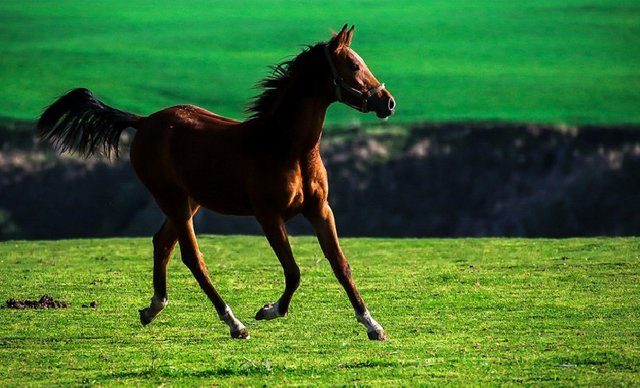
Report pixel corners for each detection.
[325,25,396,118]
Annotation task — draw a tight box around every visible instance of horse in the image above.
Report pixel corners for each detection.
[37,25,395,340]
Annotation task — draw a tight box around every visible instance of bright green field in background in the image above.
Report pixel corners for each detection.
[1,0,639,127]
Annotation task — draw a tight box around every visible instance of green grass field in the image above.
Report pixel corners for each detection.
[1,0,639,126]
[1,237,638,385]
[2,2,640,385]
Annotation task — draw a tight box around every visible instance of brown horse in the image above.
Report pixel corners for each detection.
[37,25,395,340]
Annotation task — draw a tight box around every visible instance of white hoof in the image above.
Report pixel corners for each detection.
[255,301,284,320]
[139,296,168,325]
[219,305,250,339]
[356,310,388,340]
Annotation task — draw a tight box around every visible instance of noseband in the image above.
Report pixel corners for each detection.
[324,45,386,113]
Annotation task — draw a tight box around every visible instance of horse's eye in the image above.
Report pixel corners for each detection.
[350,62,360,72]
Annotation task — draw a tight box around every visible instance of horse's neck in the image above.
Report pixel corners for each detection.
[271,81,331,156]
[291,97,329,152]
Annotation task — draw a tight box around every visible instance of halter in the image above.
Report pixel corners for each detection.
[324,44,386,113]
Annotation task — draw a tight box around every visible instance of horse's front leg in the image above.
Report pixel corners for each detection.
[255,215,300,320]
[304,203,387,340]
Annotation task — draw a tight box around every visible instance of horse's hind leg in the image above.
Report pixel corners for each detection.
[171,207,249,339]
[255,215,300,320]
[139,219,176,325]
[139,201,200,325]
[139,192,248,338]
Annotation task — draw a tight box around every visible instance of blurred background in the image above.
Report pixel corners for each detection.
[1,0,639,239]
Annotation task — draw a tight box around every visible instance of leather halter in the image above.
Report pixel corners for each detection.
[324,44,386,113]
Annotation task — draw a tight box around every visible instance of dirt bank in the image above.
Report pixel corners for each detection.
[1,122,639,239]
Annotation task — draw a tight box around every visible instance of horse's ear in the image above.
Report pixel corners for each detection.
[335,24,348,39]
[345,25,355,47]
[329,24,349,50]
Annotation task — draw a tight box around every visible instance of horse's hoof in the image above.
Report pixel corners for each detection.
[139,309,152,326]
[231,327,250,339]
[255,304,271,320]
[367,329,388,341]
[255,303,283,320]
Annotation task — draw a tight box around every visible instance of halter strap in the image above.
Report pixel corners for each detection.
[324,44,386,113]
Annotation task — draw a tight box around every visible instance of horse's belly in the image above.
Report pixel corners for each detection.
[198,195,254,216]
[186,178,254,216]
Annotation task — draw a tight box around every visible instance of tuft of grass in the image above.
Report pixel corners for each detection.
[0,0,639,126]
[0,236,638,385]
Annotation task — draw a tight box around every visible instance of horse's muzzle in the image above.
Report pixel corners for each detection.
[373,93,396,119]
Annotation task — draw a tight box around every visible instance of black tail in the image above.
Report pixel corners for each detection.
[37,88,140,158]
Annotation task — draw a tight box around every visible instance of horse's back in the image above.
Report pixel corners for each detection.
[144,104,240,131]
[130,105,254,214]
[132,104,242,166]
[171,104,240,127]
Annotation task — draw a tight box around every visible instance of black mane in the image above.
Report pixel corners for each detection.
[246,42,328,119]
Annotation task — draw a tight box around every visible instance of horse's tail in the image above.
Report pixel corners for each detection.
[37,88,141,158]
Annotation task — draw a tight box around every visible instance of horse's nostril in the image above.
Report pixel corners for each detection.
[388,98,396,111]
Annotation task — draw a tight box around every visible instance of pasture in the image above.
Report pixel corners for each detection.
[1,0,639,126]
[1,237,638,385]
[1,0,639,385]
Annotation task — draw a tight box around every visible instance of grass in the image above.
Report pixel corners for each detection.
[1,0,639,127]
[0,236,638,385]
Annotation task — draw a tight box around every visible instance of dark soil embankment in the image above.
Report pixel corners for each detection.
[1,122,639,239]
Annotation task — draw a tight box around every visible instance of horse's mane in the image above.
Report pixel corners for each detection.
[247,42,327,119]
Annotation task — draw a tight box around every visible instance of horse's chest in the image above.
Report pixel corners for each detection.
[275,168,306,212]
[252,162,324,217]
[288,167,328,216]
[284,174,305,211]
